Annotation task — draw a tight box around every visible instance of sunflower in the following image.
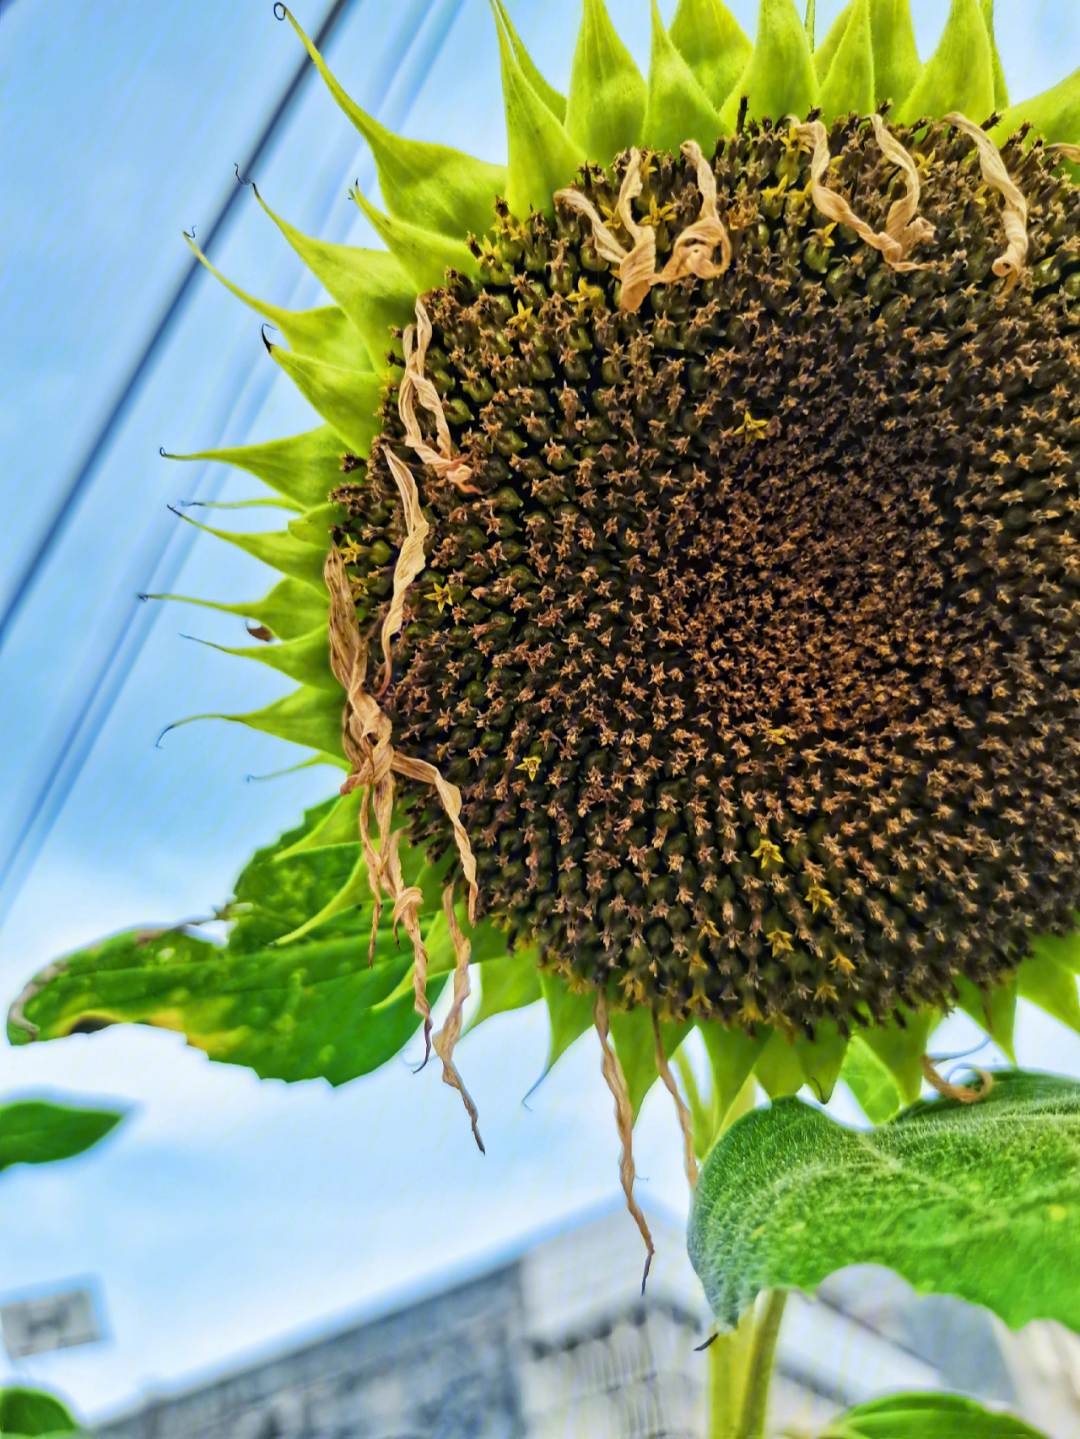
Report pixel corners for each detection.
[152,0,1080,1257]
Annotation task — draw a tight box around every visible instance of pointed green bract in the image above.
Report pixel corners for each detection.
[796,1021,849,1103]
[698,1022,771,1123]
[276,789,362,859]
[813,1,852,82]
[609,1007,692,1119]
[185,236,370,372]
[565,0,646,163]
[954,975,1017,1063]
[868,0,922,111]
[173,511,329,591]
[981,0,1009,111]
[253,187,414,372]
[267,343,381,459]
[492,0,567,120]
[493,6,586,220]
[280,6,506,241]
[669,0,752,116]
[287,502,340,548]
[818,0,875,121]
[993,65,1080,151]
[351,188,480,292]
[197,625,336,693]
[163,425,348,510]
[538,971,594,1074]
[720,0,819,129]
[858,1005,938,1104]
[143,577,328,642]
[839,1036,903,1123]
[642,2,722,156]
[1018,949,1080,1037]
[897,0,993,124]
[467,951,542,1033]
[221,684,345,757]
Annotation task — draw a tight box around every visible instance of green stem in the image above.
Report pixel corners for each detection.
[738,1289,788,1439]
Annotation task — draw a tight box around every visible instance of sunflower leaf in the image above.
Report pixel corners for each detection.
[492,2,585,219]
[839,1035,903,1123]
[688,1069,1080,1333]
[265,343,381,459]
[818,0,875,121]
[0,1101,124,1172]
[0,1388,80,1437]
[818,1392,1048,1438]
[641,1,722,156]
[279,6,505,240]
[897,0,994,125]
[720,0,819,130]
[669,0,752,113]
[565,0,646,164]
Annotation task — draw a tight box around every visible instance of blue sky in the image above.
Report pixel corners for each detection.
[1,0,1079,1424]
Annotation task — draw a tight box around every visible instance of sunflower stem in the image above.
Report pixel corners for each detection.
[738,1289,788,1439]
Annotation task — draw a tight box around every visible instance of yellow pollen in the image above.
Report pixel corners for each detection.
[338,538,363,564]
[766,929,794,957]
[734,410,769,441]
[507,300,534,331]
[567,277,605,308]
[426,580,454,613]
[814,981,839,1002]
[753,839,784,868]
[516,755,541,780]
[807,884,835,915]
[830,951,856,975]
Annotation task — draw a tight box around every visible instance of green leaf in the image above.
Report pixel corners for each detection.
[608,1007,692,1119]
[897,0,993,124]
[184,236,370,372]
[641,1,722,156]
[980,0,1009,112]
[839,1034,902,1123]
[1018,949,1080,1037]
[169,510,329,591]
[538,971,595,1074]
[565,0,646,164]
[858,1005,938,1104]
[265,341,381,460]
[141,576,328,643]
[688,1070,1080,1333]
[253,188,415,373]
[6,800,449,1086]
[275,789,363,859]
[491,0,567,121]
[954,975,1017,1063]
[818,0,875,121]
[467,949,542,1033]
[669,0,752,113]
[819,1391,1048,1438]
[994,66,1080,151]
[162,424,348,510]
[492,2,586,219]
[0,1389,79,1436]
[720,0,819,129]
[0,1101,123,1171]
[190,625,336,693]
[699,1021,772,1121]
[279,6,505,240]
[868,0,921,110]
[350,188,480,292]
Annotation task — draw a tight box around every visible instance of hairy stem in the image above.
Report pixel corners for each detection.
[739,1289,788,1439]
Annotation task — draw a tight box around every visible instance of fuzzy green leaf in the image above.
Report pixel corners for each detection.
[669,0,752,113]
[641,1,722,156]
[839,1035,903,1123]
[538,971,595,1074]
[565,0,646,164]
[688,1070,1080,1333]
[468,950,542,1033]
[185,236,370,372]
[162,425,348,510]
[6,801,448,1086]
[170,511,329,591]
[493,3,586,219]
[1017,949,1080,1037]
[265,342,381,459]
[608,1007,692,1119]
[279,6,505,240]
[867,0,921,110]
[191,625,336,693]
[0,1389,79,1437]
[994,65,1080,151]
[897,0,993,124]
[491,0,567,120]
[0,1101,123,1171]
[275,789,363,859]
[980,0,1009,112]
[721,0,819,129]
[254,188,415,373]
[818,0,875,121]
[819,1392,1047,1438]
[698,1021,772,1121]
[351,188,480,292]
[142,577,328,643]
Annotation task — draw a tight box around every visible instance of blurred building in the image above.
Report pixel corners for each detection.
[92,1203,1080,1439]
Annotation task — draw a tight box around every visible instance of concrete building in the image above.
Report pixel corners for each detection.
[93,1203,1080,1439]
